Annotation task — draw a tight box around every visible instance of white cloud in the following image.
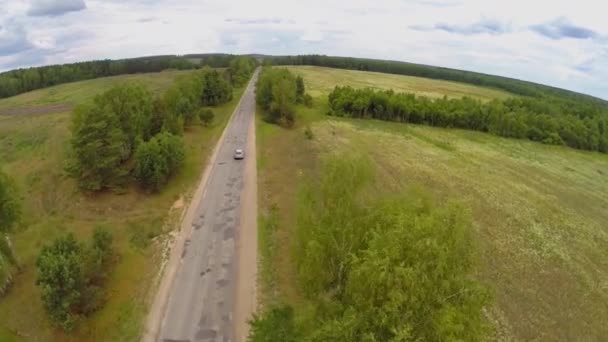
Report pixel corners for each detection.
[0,0,606,98]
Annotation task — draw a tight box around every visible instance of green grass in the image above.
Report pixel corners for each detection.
[0,72,245,341]
[257,92,608,340]
[0,70,190,111]
[279,65,513,100]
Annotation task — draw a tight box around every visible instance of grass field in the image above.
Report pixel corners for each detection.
[0,71,244,341]
[257,68,608,340]
[279,65,513,100]
[0,70,190,112]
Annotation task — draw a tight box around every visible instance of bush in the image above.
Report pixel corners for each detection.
[249,304,299,342]
[302,93,313,107]
[133,132,185,192]
[198,108,215,126]
[36,229,114,331]
[0,170,20,234]
[304,125,314,140]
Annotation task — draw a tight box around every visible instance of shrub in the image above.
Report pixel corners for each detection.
[304,125,314,140]
[198,108,215,126]
[249,304,299,342]
[36,229,114,331]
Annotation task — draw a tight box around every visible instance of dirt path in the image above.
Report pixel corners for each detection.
[0,104,72,116]
[234,104,258,341]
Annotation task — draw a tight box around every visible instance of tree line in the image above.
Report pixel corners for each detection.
[250,157,489,341]
[0,54,256,99]
[69,67,237,192]
[266,54,608,108]
[256,67,311,127]
[328,86,608,153]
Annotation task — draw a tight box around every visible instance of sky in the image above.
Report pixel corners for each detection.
[0,0,607,99]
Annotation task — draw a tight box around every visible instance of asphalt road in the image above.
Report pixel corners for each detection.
[159,70,259,342]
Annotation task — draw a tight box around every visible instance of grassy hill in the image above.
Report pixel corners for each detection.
[0,71,244,341]
[279,65,512,100]
[258,67,608,340]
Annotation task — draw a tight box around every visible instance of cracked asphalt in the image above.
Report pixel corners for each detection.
[159,70,259,342]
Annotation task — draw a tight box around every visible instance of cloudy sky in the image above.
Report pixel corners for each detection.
[1,0,607,99]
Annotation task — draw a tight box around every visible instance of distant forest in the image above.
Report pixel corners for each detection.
[0,54,238,99]
[267,55,608,106]
[268,55,608,153]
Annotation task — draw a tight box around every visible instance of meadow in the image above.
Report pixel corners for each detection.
[278,65,512,100]
[257,66,608,340]
[0,71,244,341]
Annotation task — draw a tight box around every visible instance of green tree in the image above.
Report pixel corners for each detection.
[70,103,128,191]
[228,56,256,86]
[200,68,233,105]
[36,234,84,331]
[256,68,299,127]
[133,132,184,192]
[295,75,305,102]
[95,83,153,153]
[133,139,168,192]
[156,132,185,175]
[37,230,114,331]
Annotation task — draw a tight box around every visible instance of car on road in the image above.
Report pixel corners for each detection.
[234,148,244,160]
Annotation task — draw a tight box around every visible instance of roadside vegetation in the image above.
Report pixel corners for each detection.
[36,228,113,331]
[255,66,608,341]
[69,67,232,193]
[0,170,20,297]
[256,67,311,128]
[252,157,489,341]
[0,61,255,340]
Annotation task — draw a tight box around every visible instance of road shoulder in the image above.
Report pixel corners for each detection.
[233,94,259,342]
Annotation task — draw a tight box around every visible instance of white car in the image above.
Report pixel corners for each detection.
[234,148,244,160]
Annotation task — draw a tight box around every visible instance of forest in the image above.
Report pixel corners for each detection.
[328,86,608,153]
[267,55,608,105]
[0,54,248,99]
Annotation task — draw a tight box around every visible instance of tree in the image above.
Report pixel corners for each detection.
[228,56,256,86]
[95,83,153,153]
[200,68,232,105]
[70,103,128,191]
[256,67,300,127]
[37,230,114,331]
[133,132,184,192]
[36,234,84,331]
[133,139,168,192]
[295,75,305,102]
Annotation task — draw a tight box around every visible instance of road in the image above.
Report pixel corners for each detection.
[157,69,259,342]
